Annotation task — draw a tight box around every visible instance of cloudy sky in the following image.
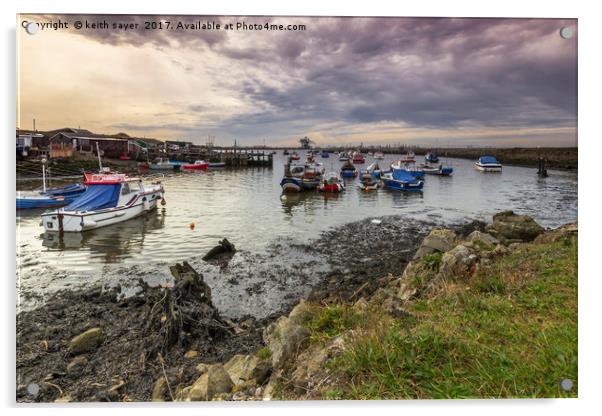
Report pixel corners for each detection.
[17,15,577,147]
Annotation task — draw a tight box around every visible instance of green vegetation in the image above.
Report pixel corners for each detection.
[422,252,443,270]
[312,237,578,399]
[257,346,272,360]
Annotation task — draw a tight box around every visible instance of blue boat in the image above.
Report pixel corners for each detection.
[438,166,453,176]
[380,168,424,191]
[16,184,86,209]
[425,151,439,163]
[321,150,329,158]
[475,156,502,172]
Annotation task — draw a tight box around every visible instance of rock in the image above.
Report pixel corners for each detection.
[467,231,499,251]
[184,350,198,358]
[54,395,73,403]
[68,327,103,355]
[487,211,544,242]
[175,386,192,401]
[288,299,312,324]
[188,364,233,401]
[290,344,329,392]
[534,222,578,244]
[413,229,457,260]
[151,377,168,401]
[224,354,271,386]
[437,244,478,281]
[202,238,236,261]
[66,356,88,375]
[263,316,310,369]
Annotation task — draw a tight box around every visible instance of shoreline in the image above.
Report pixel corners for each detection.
[16,212,577,402]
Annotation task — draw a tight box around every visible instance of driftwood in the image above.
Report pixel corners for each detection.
[202,238,236,262]
[144,261,231,354]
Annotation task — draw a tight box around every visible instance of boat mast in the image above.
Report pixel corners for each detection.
[41,158,47,193]
[96,142,103,171]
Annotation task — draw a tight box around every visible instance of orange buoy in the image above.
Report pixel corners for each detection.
[189,222,196,230]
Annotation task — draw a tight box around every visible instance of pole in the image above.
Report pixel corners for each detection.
[96,142,103,171]
[42,160,47,193]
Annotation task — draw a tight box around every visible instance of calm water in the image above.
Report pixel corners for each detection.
[16,154,578,315]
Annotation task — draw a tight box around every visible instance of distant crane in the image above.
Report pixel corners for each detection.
[299,136,313,149]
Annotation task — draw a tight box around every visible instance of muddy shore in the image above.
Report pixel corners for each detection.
[16,215,487,402]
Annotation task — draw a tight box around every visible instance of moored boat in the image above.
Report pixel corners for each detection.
[319,172,345,193]
[149,158,175,170]
[291,152,300,161]
[339,153,350,161]
[475,156,502,172]
[381,167,424,191]
[17,183,87,210]
[321,150,329,158]
[208,161,226,168]
[358,170,380,191]
[399,151,416,163]
[352,152,365,164]
[41,172,165,232]
[425,151,439,163]
[182,160,209,170]
[373,151,385,160]
[340,160,358,178]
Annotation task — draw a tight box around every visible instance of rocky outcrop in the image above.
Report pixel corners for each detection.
[486,211,544,243]
[534,222,577,244]
[467,231,499,251]
[437,244,478,281]
[263,316,310,370]
[413,229,457,259]
[68,328,103,355]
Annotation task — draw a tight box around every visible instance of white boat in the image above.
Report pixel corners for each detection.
[475,156,502,172]
[373,152,385,159]
[41,172,165,233]
[149,158,174,170]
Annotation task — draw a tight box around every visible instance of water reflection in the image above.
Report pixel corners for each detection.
[40,210,166,261]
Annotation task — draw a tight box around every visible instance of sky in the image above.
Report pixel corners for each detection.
[17,15,578,147]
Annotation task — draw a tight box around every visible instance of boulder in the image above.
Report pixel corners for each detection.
[486,211,544,242]
[534,222,578,244]
[290,344,329,393]
[224,354,271,385]
[188,364,233,401]
[413,229,457,260]
[467,231,499,251]
[263,316,310,369]
[437,244,478,281]
[68,327,103,355]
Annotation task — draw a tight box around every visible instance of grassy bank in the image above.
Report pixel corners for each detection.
[298,235,577,399]
[434,147,577,170]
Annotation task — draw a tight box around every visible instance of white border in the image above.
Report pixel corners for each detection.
[2,1,599,415]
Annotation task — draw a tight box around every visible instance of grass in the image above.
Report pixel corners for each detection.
[315,236,578,399]
[257,347,272,360]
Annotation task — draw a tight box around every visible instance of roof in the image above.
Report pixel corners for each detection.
[479,156,500,164]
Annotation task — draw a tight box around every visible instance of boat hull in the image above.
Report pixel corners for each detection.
[319,182,344,192]
[341,170,358,178]
[475,163,502,172]
[41,187,164,232]
[280,177,303,192]
[149,164,174,170]
[381,175,424,192]
[17,194,79,209]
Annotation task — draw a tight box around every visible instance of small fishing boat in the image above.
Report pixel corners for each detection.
[208,161,226,168]
[17,184,87,210]
[182,160,209,170]
[340,161,358,178]
[339,153,350,161]
[281,163,323,192]
[391,160,424,178]
[291,152,300,161]
[475,156,502,172]
[319,172,345,193]
[41,172,165,232]
[419,163,442,174]
[280,176,303,192]
[365,162,382,178]
[306,153,316,164]
[321,150,329,158]
[352,152,365,164]
[283,149,290,155]
[358,170,380,191]
[399,151,416,163]
[437,166,454,176]
[149,158,175,170]
[425,151,439,163]
[373,152,385,160]
[381,167,424,191]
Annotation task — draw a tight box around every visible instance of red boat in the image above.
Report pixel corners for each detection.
[182,160,209,170]
[291,152,300,161]
[352,152,365,164]
[399,151,416,163]
[319,173,345,193]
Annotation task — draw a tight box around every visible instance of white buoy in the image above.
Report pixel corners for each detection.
[371,219,382,225]
[280,195,287,201]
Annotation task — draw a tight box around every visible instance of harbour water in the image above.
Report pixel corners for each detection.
[16,154,578,317]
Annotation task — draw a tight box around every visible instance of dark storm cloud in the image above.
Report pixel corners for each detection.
[27,15,577,142]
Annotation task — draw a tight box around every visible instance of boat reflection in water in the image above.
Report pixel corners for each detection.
[41,210,166,261]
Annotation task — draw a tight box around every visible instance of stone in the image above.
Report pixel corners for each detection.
[467,231,499,251]
[413,229,457,259]
[66,356,88,375]
[534,222,578,244]
[151,377,167,401]
[288,299,313,324]
[196,363,209,374]
[437,245,478,281]
[68,328,103,355]
[263,316,310,369]
[224,354,271,385]
[184,350,198,358]
[290,344,328,392]
[188,364,233,401]
[487,211,544,242]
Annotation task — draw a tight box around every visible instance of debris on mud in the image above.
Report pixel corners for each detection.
[16,262,264,402]
[202,238,236,266]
